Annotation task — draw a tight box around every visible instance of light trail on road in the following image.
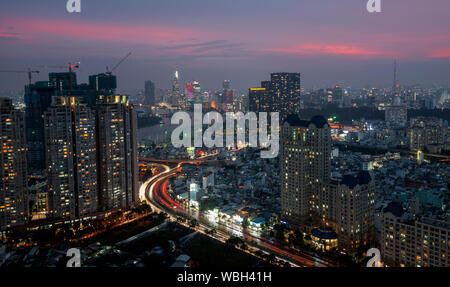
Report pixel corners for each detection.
[140,159,330,267]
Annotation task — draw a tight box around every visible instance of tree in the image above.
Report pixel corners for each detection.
[288,233,295,245]
[240,241,248,251]
[273,224,286,244]
[226,236,243,248]
[266,253,276,264]
[254,250,264,258]
[141,203,152,213]
[189,219,198,228]
[291,230,305,248]
[33,229,54,243]
[242,218,249,229]
[159,212,168,220]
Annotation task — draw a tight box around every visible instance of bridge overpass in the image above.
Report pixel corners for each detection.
[139,152,220,165]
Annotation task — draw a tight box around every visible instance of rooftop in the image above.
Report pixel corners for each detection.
[284,114,329,129]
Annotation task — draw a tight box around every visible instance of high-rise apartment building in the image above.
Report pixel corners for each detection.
[318,173,375,251]
[381,201,449,267]
[49,72,77,92]
[0,98,28,229]
[25,81,57,171]
[409,117,446,153]
[270,73,301,119]
[96,95,138,211]
[89,73,117,96]
[385,105,407,126]
[25,72,113,172]
[280,114,374,252]
[44,97,98,219]
[280,115,331,225]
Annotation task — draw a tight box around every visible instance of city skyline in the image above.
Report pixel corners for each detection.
[1,0,450,92]
[1,64,449,267]
[0,0,449,270]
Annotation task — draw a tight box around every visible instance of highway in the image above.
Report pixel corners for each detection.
[139,158,330,267]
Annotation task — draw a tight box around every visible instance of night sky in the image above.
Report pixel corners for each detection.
[1,0,450,92]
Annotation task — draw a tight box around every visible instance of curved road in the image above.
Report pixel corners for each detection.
[140,160,330,267]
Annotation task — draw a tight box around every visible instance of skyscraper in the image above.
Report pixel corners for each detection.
[96,95,138,211]
[25,81,57,171]
[144,80,156,106]
[192,81,202,105]
[89,73,117,96]
[185,82,194,109]
[222,80,234,112]
[249,87,269,113]
[44,97,98,219]
[317,89,327,105]
[49,72,77,92]
[25,72,107,172]
[250,73,301,118]
[172,71,183,108]
[0,98,28,229]
[327,85,344,107]
[270,73,301,119]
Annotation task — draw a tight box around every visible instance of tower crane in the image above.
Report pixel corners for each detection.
[0,69,40,85]
[106,52,132,75]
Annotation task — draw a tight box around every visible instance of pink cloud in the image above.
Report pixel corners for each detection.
[2,17,213,47]
[264,44,391,58]
[429,48,450,58]
[2,16,449,61]
[0,17,253,60]
[0,31,21,39]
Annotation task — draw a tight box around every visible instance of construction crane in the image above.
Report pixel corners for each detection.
[106,52,132,75]
[0,69,40,85]
[40,62,80,90]
[40,62,80,72]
